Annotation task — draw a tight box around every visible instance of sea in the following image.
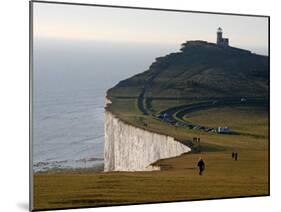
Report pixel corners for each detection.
[32,38,178,172]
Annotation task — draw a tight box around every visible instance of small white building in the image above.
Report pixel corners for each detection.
[217,27,229,47]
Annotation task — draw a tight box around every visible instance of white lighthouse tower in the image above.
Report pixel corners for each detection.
[216,27,229,47]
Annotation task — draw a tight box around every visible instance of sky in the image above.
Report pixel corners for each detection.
[33,2,269,54]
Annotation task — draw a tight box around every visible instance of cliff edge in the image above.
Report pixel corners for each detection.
[104,40,268,172]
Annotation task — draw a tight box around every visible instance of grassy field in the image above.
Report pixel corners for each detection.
[33,100,269,210]
[34,150,268,210]
[184,106,268,137]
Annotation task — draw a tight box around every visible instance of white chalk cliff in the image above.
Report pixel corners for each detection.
[104,99,191,172]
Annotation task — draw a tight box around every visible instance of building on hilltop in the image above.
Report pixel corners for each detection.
[216,27,229,47]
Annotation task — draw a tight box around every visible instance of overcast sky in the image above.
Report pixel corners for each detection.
[33,2,268,54]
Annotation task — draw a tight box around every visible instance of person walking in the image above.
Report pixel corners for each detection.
[235,152,238,161]
[197,157,205,175]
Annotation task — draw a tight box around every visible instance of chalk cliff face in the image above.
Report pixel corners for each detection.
[104,109,191,172]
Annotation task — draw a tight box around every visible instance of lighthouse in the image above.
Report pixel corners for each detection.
[216,27,229,47]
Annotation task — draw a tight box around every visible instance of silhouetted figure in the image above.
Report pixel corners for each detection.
[235,152,238,161]
[232,152,235,159]
[197,158,205,175]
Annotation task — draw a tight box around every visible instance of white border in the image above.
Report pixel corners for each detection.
[1,0,280,212]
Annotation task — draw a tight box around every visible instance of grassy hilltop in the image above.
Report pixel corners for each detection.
[106,41,268,143]
[107,40,268,99]
[34,41,269,210]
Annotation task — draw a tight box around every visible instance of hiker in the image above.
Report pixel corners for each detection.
[235,152,238,161]
[232,152,235,159]
[197,157,205,175]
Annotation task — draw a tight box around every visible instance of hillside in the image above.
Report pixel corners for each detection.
[105,40,269,142]
[107,41,268,99]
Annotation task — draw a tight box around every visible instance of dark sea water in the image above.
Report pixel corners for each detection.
[32,38,178,172]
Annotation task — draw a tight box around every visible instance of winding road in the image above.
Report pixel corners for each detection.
[155,98,267,133]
